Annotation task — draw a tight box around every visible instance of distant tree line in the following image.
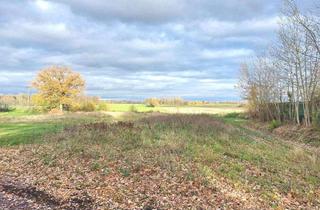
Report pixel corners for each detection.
[239,0,320,126]
[144,97,185,107]
[1,66,240,113]
[0,94,30,106]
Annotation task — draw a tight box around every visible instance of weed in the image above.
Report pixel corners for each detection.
[119,167,131,177]
[101,167,110,176]
[90,161,101,171]
[41,154,56,167]
[269,119,281,130]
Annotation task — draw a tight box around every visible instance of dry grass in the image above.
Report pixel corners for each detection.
[0,114,319,209]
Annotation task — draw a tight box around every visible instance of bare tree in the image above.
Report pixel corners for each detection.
[239,0,320,126]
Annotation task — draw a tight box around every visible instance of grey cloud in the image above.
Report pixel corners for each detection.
[1,0,314,100]
[51,0,279,23]
[55,0,187,23]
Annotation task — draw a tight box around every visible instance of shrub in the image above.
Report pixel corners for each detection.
[80,102,96,112]
[312,111,320,128]
[28,106,47,114]
[269,119,281,130]
[97,102,110,111]
[0,103,10,112]
[70,101,96,112]
[70,103,82,112]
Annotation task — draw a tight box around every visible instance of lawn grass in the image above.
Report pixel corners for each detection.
[0,122,63,146]
[0,107,59,146]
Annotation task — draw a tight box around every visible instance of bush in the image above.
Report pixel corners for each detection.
[0,104,10,112]
[312,111,320,128]
[70,103,81,112]
[269,119,281,130]
[97,102,110,111]
[28,106,47,114]
[129,105,138,112]
[145,98,160,107]
[70,101,96,112]
[80,102,96,112]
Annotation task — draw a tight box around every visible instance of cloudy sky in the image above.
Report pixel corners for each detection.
[0,0,315,101]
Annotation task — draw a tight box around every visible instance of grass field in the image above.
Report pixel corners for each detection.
[0,104,243,146]
[0,107,38,117]
[0,122,62,146]
[0,105,319,209]
[0,103,244,116]
[107,103,244,114]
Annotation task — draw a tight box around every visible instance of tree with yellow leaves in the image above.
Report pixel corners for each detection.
[32,66,85,111]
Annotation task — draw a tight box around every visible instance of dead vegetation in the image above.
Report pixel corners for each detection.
[0,114,319,209]
[246,120,320,148]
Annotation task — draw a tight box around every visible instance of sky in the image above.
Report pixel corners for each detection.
[0,0,315,101]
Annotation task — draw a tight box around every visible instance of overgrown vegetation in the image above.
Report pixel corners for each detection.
[269,119,281,130]
[0,103,10,112]
[0,113,318,209]
[2,0,320,209]
[239,0,320,127]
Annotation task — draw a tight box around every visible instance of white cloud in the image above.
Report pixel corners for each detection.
[0,0,295,100]
[52,0,188,23]
[200,49,254,59]
[50,0,278,23]
[35,0,51,11]
[123,39,178,51]
[198,17,280,38]
[199,79,236,90]
[0,21,72,45]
